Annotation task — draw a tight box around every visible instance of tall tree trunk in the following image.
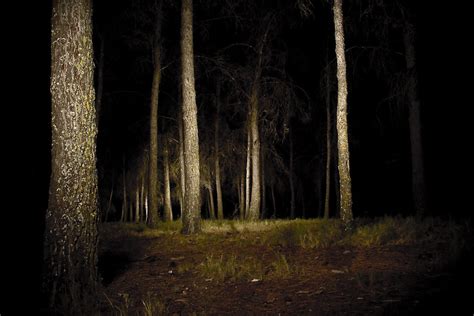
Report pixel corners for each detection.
[324,61,332,219]
[178,109,186,218]
[289,127,296,219]
[148,4,163,228]
[333,0,353,230]
[180,0,201,234]
[403,22,426,217]
[163,138,173,221]
[215,85,224,219]
[95,36,104,130]
[45,0,99,310]
[245,128,251,218]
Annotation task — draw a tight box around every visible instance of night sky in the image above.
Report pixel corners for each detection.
[2,0,472,311]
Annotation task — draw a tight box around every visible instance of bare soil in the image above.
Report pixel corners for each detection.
[98,229,473,315]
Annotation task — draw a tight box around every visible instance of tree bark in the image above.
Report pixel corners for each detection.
[239,170,245,220]
[148,4,163,228]
[95,36,104,130]
[135,186,140,223]
[163,138,173,221]
[403,22,426,217]
[333,0,353,229]
[180,0,201,234]
[45,0,99,310]
[208,186,216,219]
[245,128,251,218]
[178,109,186,218]
[215,85,224,219]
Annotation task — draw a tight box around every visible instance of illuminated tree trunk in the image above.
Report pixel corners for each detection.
[95,36,104,130]
[180,0,201,234]
[248,93,261,220]
[245,129,251,217]
[289,127,296,219]
[333,0,353,229]
[215,85,224,219]
[148,4,163,228]
[163,139,173,221]
[44,0,98,310]
[207,186,216,219]
[239,169,245,220]
[403,22,426,217]
[178,109,186,218]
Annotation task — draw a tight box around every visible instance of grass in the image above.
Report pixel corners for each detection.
[100,216,470,283]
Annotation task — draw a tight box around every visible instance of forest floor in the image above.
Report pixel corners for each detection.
[98,218,473,315]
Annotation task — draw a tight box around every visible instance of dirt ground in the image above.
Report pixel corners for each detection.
[98,227,473,315]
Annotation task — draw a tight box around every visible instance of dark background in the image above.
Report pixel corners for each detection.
[2,0,472,313]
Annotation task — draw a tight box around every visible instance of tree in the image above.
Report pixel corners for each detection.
[403,18,426,217]
[44,0,99,311]
[181,0,201,234]
[333,0,354,229]
[148,1,163,228]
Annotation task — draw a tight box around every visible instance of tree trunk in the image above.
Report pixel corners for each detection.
[215,85,224,219]
[271,183,277,218]
[208,186,216,219]
[289,127,296,219]
[324,61,332,219]
[180,0,201,234]
[248,91,261,220]
[95,35,104,130]
[239,170,245,220]
[403,22,426,217]
[105,185,113,222]
[163,138,173,221]
[178,109,186,218]
[135,186,140,223]
[333,0,353,230]
[45,0,98,310]
[245,128,251,218]
[148,4,163,228]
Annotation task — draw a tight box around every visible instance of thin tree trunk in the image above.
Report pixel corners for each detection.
[163,138,173,221]
[215,84,224,219]
[135,186,140,223]
[45,1,99,309]
[180,0,201,234]
[208,186,216,219]
[289,127,296,219]
[333,0,353,230]
[403,22,426,217]
[95,35,104,130]
[245,128,251,218]
[140,169,145,222]
[240,170,245,220]
[148,5,163,228]
[324,61,332,219]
